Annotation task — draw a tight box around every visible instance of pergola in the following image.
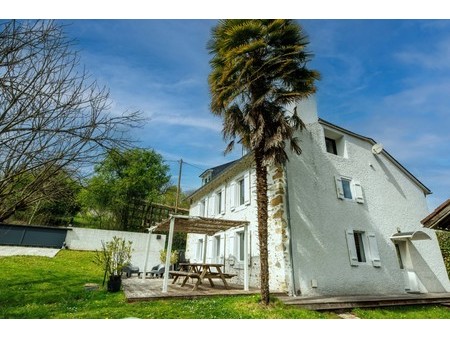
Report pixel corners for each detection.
[142,215,250,292]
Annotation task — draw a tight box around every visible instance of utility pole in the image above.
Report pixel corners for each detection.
[174,158,183,213]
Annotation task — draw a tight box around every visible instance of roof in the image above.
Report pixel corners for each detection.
[421,199,450,231]
[199,159,240,180]
[155,215,249,236]
[189,153,254,202]
[319,118,432,195]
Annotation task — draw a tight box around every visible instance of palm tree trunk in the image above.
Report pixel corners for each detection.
[254,147,270,305]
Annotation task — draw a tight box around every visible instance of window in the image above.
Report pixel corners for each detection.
[215,189,225,215]
[325,137,338,155]
[335,176,364,203]
[217,191,222,214]
[341,178,353,199]
[353,231,366,263]
[323,128,347,157]
[214,235,221,263]
[236,231,245,261]
[345,229,381,267]
[231,172,250,211]
[199,199,206,217]
[238,178,245,206]
[196,238,204,261]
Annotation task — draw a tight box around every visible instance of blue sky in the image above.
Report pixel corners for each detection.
[56,19,450,212]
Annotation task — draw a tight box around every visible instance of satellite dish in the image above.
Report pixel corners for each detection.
[372,143,383,155]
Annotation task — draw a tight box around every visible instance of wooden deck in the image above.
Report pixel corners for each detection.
[122,277,259,302]
[123,277,450,311]
[277,292,450,311]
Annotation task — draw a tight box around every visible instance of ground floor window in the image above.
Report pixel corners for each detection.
[196,238,204,261]
[345,229,381,267]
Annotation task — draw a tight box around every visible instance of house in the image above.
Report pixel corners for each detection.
[185,98,450,297]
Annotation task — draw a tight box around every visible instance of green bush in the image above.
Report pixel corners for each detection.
[436,231,450,278]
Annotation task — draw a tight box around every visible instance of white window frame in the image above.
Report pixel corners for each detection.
[196,238,204,262]
[213,235,222,263]
[215,188,225,215]
[199,199,206,217]
[235,230,245,262]
[335,175,364,204]
[237,177,245,206]
[324,128,348,158]
[345,229,381,267]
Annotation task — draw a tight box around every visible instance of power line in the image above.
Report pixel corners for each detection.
[183,161,206,172]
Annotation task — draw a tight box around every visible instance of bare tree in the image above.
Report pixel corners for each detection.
[0,20,141,222]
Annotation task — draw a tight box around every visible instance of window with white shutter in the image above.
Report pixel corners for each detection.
[220,187,226,214]
[335,176,364,204]
[230,182,236,211]
[345,230,380,267]
[244,172,250,205]
[345,229,359,266]
[353,181,364,204]
[335,176,345,200]
[367,233,381,267]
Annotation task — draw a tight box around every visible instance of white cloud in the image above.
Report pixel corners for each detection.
[149,113,222,132]
[395,37,450,70]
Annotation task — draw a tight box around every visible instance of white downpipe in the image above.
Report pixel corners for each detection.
[162,217,175,293]
[243,224,249,291]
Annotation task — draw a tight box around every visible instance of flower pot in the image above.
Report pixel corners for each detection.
[107,275,122,292]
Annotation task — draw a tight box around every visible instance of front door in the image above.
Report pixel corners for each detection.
[394,241,424,293]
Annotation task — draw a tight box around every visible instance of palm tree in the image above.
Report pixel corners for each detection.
[208,19,320,305]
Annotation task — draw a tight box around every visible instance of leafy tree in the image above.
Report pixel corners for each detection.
[13,170,81,226]
[158,185,190,210]
[208,19,319,304]
[0,20,141,222]
[79,148,171,231]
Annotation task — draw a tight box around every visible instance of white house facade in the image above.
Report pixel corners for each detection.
[185,98,450,297]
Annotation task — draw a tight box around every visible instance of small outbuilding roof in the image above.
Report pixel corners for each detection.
[421,199,450,231]
[155,215,249,236]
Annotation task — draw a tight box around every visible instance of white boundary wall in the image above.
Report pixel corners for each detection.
[65,227,166,270]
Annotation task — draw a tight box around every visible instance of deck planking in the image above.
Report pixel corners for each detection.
[122,277,259,302]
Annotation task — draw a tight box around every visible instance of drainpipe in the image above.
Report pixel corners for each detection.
[283,164,298,297]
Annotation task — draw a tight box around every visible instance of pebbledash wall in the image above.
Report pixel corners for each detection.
[285,118,450,296]
[65,227,165,270]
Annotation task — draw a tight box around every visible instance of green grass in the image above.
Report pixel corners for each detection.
[0,250,449,319]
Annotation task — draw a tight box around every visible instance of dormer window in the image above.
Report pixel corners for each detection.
[201,170,213,186]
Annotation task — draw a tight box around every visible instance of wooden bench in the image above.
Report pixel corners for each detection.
[204,272,237,279]
[169,270,200,286]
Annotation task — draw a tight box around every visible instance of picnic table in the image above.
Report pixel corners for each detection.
[169,263,236,291]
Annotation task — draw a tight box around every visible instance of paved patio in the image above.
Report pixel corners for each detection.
[122,277,260,302]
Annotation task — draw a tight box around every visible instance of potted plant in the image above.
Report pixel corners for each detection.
[159,249,179,269]
[94,236,133,292]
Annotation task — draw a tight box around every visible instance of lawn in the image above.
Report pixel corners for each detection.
[0,250,449,319]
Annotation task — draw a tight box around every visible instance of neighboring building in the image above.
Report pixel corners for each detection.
[185,98,450,297]
[422,199,450,231]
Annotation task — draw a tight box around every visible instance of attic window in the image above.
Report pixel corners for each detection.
[325,137,337,155]
[324,128,347,157]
